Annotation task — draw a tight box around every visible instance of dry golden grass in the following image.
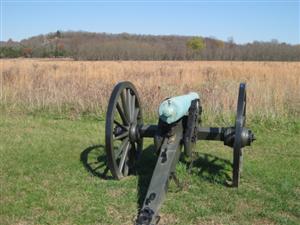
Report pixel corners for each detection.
[1,59,299,120]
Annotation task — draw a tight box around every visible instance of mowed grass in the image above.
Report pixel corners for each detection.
[1,113,299,225]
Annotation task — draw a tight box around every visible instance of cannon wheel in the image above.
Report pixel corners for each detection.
[232,83,246,187]
[105,81,143,180]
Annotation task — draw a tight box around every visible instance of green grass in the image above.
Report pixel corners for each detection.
[0,112,299,225]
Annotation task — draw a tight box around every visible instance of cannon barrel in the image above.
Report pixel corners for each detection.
[158,92,199,124]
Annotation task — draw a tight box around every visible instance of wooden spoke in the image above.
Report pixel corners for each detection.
[115,137,129,159]
[134,108,140,121]
[121,90,130,121]
[119,142,131,173]
[123,156,129,176]
[114,131,129,140]
[116,102,128,125]
[131,95,135,122]
[114,120,128,130]
[127,89,132,122]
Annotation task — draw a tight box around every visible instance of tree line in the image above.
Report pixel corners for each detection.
[1,31,299,61]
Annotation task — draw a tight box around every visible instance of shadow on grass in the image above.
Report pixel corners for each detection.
[80,144,233,212]
[80,143,158,210]
[134,149,234,210]
[80,145,113,180]
[188,152,232,186]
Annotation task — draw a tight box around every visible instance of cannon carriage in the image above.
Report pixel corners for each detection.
[105,81,255,225]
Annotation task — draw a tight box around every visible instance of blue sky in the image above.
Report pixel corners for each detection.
[1,0,299,44]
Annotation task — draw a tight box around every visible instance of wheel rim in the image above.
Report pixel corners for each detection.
[105,81,143,179]
[232,83,246,187]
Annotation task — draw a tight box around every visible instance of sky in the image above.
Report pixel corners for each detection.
[1,0,299,44]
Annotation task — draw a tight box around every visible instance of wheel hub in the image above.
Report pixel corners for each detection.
[241,128,256,147]
[129,123,139,142]
[223,127,256,148]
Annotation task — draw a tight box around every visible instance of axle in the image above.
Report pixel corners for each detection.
[138,125,255,147]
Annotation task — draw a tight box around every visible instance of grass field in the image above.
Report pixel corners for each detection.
[1,59,300,120]
[1,112,299,225]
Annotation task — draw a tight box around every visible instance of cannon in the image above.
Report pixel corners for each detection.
[104,81,255,225]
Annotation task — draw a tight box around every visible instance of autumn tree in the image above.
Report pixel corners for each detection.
[186,37,206,51]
